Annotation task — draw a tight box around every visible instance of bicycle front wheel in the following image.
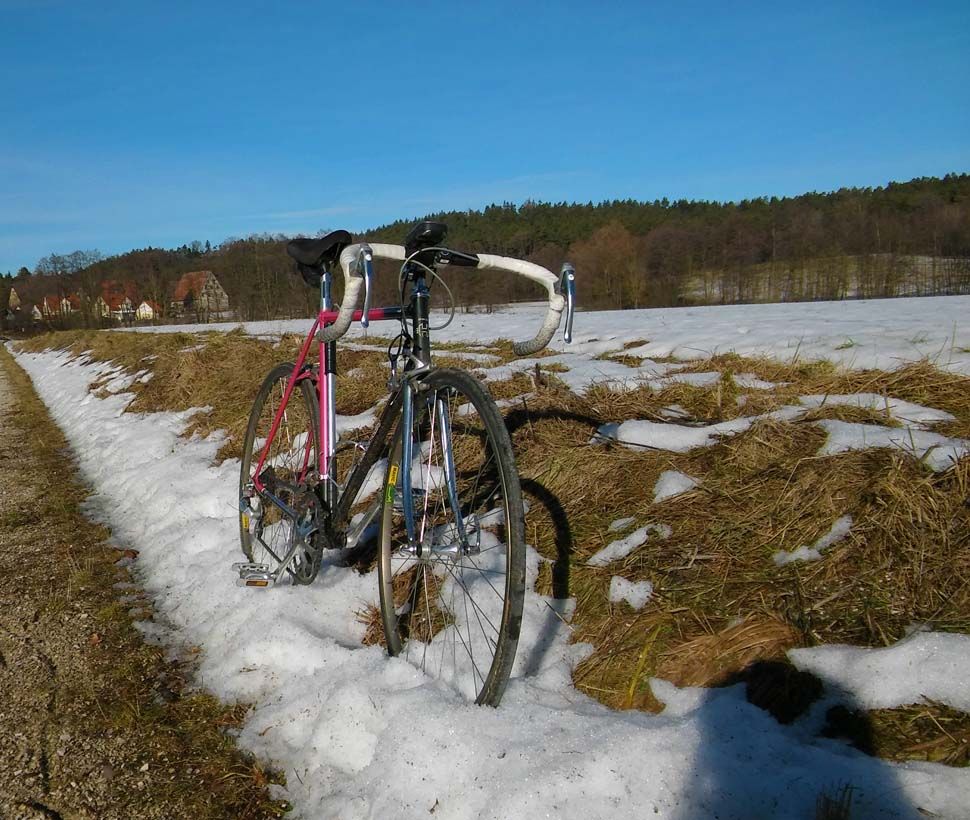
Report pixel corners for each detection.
[377,368,525,706]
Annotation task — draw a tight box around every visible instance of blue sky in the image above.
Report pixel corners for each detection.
[1,0,968,272]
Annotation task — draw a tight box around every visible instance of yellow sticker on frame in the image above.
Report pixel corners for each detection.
[385,464,399,503]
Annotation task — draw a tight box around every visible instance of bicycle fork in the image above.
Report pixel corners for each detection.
[397,383,472,560]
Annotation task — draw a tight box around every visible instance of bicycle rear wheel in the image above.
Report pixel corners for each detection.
[239,363,321,585]
[377,368,525,706]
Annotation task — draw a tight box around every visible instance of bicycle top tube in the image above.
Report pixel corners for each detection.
[316,305,403,326]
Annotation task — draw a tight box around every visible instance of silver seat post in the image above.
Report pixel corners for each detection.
[320,270,337,501]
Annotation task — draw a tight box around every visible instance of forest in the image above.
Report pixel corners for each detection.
[3,173,969,329]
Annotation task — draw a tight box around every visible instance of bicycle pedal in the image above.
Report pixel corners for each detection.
[232,562,275,588]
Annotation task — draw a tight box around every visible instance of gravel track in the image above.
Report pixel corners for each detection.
[0,349,281,820]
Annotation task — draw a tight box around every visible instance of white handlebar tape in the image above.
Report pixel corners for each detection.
[475,254,565,355]
[320,243,564,354]
[317,244,407,342]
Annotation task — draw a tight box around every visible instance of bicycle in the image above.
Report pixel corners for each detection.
[235,220,576,706]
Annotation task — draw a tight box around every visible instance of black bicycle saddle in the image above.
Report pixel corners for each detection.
[286,230,353,269]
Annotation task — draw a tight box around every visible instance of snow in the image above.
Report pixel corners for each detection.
[659,404,690,419]
[800,393,955,428]
[653,470,700,502]
[816,420,970,472]
[789,632,970,712]
[120,294,970,376]
[609,577,654,609]
[12,293,970,819]
[334,408,377,436]
[476,352,679,393]
[733,372,783,390]
[595,406,806,452]
[587,524,672,567]
[607,516,635,532]
[773,515,853,566]
[596,402,968,472]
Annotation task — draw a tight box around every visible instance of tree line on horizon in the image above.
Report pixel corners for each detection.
[3,173,970,330]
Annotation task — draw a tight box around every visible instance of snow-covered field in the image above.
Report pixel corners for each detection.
[14,294,970,818]
[125,294,970,377]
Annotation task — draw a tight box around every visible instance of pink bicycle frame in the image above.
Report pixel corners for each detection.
[251,306,400,495]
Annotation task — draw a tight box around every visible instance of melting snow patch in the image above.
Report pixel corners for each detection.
[773,515,853,566]
[733,373,783,390]
[587,524,671,567]
[789,631,970,711]
[609,577,654,610]
[594,406,806,452]
[608,516,636,532]
[660,404,691,419]
[814,419,970,472]
[655,371,721,388]
[653,470,700,502]
[335,408,378,436]
[800,393,955,428]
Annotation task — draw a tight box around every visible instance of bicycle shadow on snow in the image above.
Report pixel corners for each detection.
[500,404,602,678]
[670,661,931,819]
[516,477,573,676]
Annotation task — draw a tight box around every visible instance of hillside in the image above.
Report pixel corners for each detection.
[3,174,970,329]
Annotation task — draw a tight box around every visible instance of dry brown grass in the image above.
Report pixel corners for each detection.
[17,329,395,462]
[507,353,970,761]
[866,701,970,765]
[654,616,801,688]
[16,330,970,768]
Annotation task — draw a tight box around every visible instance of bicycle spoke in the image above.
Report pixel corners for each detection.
[442,561,501,645]
[378,370,524,705]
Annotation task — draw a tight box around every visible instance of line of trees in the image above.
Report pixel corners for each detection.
[3,173,969,331]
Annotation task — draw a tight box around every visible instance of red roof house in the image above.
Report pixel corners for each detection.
[170,271,230,321]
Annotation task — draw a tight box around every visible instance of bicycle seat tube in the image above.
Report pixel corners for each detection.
[320,267,338,509]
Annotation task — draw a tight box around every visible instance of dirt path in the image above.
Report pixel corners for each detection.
[0,348,286,820]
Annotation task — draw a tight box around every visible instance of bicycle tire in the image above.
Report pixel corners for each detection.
[377,368,525,706]
[239,363,321,584]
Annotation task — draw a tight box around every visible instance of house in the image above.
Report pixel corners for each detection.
[170,270,231,321]
[135,299,162,320]
[97,281,139,322]
[41,294,76,318]
[8,287,21,311]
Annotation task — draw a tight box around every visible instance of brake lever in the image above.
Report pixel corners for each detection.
[559,263,576,344]
[357,245,374,328]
